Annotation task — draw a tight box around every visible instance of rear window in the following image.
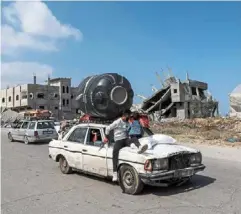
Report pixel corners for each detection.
[37,121,55,129]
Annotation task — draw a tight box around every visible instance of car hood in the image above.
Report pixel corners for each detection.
[136,134,199,158]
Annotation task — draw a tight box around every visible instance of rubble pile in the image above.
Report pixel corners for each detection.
[229,84,241,118]
[0,109,24,124]
[151,117,241,146]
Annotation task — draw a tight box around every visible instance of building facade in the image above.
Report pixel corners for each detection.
[0,76,81,120]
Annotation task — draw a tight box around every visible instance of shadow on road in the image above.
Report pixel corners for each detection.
[6,140,50,146]
[142,174,216,196]
[31,142,50,145]
[74,171,116,185]
[73,171,216,196]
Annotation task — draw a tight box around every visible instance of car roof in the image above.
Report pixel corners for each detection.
[75,123,108,128]
[20,120,54,122]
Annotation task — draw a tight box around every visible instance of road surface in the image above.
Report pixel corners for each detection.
[1,129,241,214]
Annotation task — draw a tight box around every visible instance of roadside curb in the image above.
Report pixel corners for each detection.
[181,142,241,163]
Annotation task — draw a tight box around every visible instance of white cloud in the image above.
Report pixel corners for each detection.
[3,1,82,39]
[1,62,53,88]
[1,1,82,56]
[1,25,58,55]
[1,1,82,88]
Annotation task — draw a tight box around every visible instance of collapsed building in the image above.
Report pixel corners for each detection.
[138,72,219,121]
[229,84,241,118]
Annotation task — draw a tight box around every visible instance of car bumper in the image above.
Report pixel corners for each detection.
[28,136,58,143]
[139,164,205,186]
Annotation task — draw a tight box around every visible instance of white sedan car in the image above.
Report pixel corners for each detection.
[48,123,205,195]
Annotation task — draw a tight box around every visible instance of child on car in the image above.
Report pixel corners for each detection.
[128,112,143,139]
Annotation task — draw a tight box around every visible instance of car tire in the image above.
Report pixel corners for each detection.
[119,165,144,195]
[24,136,29,145]
[59,156,72,174]
[8,133,14,142]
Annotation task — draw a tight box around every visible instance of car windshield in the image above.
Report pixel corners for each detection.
[37,121,55,129]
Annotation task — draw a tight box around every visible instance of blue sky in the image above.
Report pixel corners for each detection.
[2,1,241,114]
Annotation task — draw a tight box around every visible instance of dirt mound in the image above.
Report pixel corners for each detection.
[151,117,241,147]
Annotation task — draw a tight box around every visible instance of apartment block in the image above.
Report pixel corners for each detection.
[0,76,81,120]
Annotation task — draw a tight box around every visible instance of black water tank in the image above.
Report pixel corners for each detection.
[76,73,134,119]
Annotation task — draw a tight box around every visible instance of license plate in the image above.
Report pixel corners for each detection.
[43,131,53,134]
[174,169,194,178]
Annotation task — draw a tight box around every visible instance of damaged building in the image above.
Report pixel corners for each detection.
[139,73,219,120]
[0,75,81,120]
[229,84,241,118]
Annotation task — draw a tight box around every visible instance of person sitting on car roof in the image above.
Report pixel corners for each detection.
[128,112,143,140]
[105,110,148,182]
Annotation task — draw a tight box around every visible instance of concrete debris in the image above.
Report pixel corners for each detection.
[137,72,219,121]
[0,109,24,125]
[130,104,145,113]
[229,84,241,118]
[150,117,241,146]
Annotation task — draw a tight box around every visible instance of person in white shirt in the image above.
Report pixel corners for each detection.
[105,110,148,182]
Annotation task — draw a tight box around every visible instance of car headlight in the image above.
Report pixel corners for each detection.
[190,152,202,164]
[152,158,169,170]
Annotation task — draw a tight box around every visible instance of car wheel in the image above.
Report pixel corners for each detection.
[24,136,29,145]
[59,156,72,174]
[119,165,144,195]
[8,133,14,142]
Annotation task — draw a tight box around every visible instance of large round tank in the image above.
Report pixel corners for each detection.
[76,73,134,119]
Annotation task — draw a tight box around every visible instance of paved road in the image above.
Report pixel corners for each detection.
[1,129,241,214]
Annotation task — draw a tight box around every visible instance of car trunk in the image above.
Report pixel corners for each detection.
[36,121,56,138]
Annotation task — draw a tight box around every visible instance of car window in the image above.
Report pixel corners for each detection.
[67,128,87,144]
[28,122,36,129]
[15,122,23,129]
[37,121,54,129]
[21,122,29,129]
[49,121,55,127]
[86,128,103,146]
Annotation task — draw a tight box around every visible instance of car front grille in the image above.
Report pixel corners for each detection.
[169,154,191,170]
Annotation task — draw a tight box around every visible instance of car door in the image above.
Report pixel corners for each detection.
[82,127,108,177]
[11,122,23,140]
[18,121,29,141]
[104,129,116,176]
[62,127,88,170]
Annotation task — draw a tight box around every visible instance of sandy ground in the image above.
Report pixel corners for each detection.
[151,117,241,148]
